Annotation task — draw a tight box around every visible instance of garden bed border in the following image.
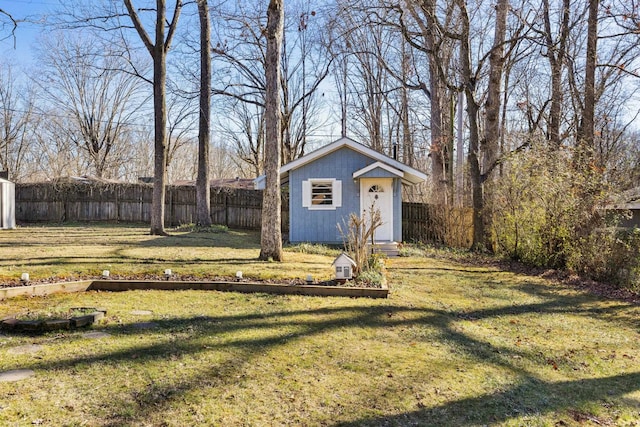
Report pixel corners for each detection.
[0,279,388,300]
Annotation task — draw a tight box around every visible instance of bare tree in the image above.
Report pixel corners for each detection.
[576,0,599,155]
[196,0,212,226]
[399,0,520,249]
[118,127,155,182]
[165,88,197,175]
[479,0,510,249]
[211,0,331,169]
[0,66,35,181]
[0,8,17,45]
[37,33,143,179]
[331,2,396,153]
[259,0,284,262]
[31,114,85,180]
[400,0,456,202]
[219,100,265,178]
[124,0,183,235]
[540,0,573,146]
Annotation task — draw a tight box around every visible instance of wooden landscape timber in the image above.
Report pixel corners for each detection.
[0,279,388,301]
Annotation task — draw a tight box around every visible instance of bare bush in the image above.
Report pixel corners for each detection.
[338,203,382,276]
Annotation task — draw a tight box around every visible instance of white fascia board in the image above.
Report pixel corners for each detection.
[352,161,404,179]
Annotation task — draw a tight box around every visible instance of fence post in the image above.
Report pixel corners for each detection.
[224,192,229,227]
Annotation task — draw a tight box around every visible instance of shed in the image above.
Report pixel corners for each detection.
[609,187,640,229]
[278,137,427,245]
[0,177,16,229]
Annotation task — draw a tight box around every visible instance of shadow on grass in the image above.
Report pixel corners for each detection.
[0,226,261,256]
[4,285,638,426]
[138,230,261,250]
[333,372,640,426]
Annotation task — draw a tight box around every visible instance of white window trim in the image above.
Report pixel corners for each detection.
[302,178,342,210]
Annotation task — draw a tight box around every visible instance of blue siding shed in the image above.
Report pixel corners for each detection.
[281,137,427,245]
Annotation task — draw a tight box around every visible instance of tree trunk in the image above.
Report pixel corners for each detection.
[543,0,571,147]
[124,0,181,236]
[467,94,484,251]
[259,0,284,262]
[429,58,446,204]
[481,0,509,251]
[577,0,599,153]
[196,0,212,227]
[482,0,508,177]
[150,47,168,235]
[455,0,485,250]
[421,0,448,204]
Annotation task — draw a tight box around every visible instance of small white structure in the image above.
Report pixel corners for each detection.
[0,177,16,230]
[332,253,357,281]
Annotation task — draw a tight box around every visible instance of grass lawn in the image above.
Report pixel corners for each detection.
[0,224,639,426]
[0,224,339,285]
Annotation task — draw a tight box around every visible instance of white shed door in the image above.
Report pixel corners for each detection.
[360,178,393,242]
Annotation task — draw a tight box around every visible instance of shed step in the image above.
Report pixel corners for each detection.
[369,242,399,257]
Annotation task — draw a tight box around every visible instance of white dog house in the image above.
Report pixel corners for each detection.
[0,177,16,229]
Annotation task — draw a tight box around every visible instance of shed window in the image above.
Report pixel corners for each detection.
[312,182,333,205]
[302,179,342,210]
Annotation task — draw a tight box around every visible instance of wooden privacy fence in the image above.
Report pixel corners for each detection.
[15,181,289,231]
[15,182,469,246]
[403,202,473,248]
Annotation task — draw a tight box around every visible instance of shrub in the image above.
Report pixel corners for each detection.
[337,203,382,276]
[493,142,639,289]
[567,227,640,289]
[365,252,386,273]
[354,270,385,288]
[493,144,581,268]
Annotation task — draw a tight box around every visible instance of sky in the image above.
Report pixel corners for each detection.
[1,0,342,147]
[1,0,65,66]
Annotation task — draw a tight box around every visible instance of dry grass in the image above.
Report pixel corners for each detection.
[0,224,337,285]
[0,225,639,426]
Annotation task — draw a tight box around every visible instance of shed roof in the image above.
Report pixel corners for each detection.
[609,187,640,210]
[280,137,427,185]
